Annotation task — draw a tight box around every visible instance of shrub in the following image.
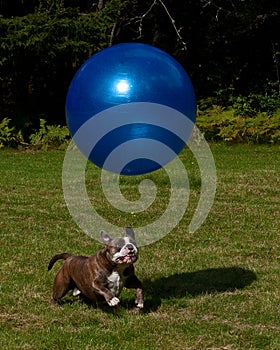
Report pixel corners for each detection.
[0,118,25,148]
[232,92,280,117]
[29,119,70,150]
[196,107,280,144]
[0,118,70,149]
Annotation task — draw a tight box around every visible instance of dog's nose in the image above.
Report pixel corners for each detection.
[126,244,134,251]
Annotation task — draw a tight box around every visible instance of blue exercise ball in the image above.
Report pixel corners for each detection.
[66,43,196,175]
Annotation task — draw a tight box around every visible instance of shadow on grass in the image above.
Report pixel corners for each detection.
[142,267,257,311]
[56,295,119,314]
[53,267,257,314]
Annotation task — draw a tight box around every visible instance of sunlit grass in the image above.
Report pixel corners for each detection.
[0,144,279,349]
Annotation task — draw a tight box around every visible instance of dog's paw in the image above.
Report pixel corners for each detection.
[108,297,120,307]
[73,288,81,297]
[136,302,144,309]
[50,298,58,306]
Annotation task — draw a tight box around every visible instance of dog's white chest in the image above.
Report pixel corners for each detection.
[107,271,124,296]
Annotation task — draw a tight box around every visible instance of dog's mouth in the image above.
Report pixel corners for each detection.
[116,253,137,264]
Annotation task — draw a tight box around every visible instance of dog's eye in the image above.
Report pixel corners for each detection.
[110,246,121,255]
[111,238,125,249]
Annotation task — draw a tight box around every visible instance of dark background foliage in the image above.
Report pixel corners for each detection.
[0,0,279,129]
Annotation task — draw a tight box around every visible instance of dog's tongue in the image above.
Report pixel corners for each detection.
[123,256,131,262]
[117,254,135,263]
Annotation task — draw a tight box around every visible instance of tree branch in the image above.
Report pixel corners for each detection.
[109,22,117,47]
[134,0,187,51]
[200,0,234,21]
[157,0,187,51]
[137,0,157,39]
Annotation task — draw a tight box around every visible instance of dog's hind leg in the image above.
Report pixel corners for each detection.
[50,267,75,304]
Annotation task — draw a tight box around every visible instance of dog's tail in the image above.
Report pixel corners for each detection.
[48,253,72,271]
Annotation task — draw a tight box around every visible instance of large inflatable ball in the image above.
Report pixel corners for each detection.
[66,43,196,175]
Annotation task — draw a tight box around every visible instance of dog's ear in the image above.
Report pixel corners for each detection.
[125,227,135,240]
[100,230,112,245]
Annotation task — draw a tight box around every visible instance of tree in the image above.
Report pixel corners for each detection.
[0,0,134,127]
[0,0,279,128]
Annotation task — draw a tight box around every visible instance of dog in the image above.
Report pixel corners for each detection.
[48,228,144,309]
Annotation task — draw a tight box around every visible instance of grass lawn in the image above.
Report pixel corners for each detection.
[0,144,279,349]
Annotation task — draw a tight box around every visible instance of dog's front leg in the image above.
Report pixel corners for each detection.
[135,286,144,309]
[91,282,119,307]
[125,275,144,309]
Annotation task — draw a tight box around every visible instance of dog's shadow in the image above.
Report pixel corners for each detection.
[142,266,257,311]
[56,266,257,313]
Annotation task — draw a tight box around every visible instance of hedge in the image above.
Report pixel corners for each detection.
[1,108,280,149]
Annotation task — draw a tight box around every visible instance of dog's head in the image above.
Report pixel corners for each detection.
[101,228,138,265]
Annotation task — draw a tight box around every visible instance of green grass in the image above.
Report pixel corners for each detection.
[0,144,279,349]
